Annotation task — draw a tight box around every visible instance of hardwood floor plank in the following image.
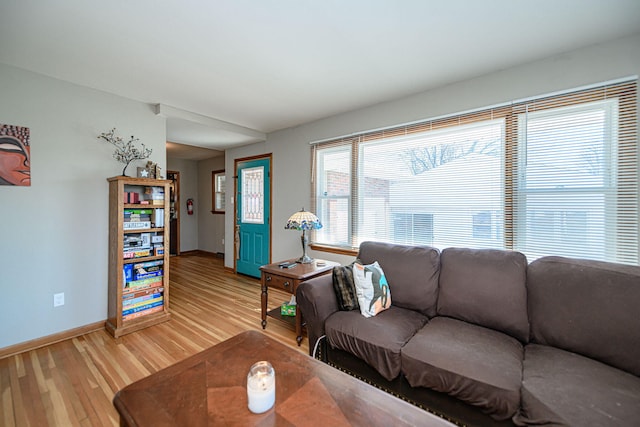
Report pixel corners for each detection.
[0,254,307,426]
[1,358,17,427]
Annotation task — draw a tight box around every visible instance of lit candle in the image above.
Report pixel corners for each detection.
[247,361,276,414]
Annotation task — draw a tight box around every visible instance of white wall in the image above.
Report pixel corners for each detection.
[224,33,640,269]
[198,156,225,254]
[0,63,167,349]
[166,157,199,252]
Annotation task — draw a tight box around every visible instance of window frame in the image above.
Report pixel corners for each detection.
[514,99,618,260]
[211,170,226,214]
[310,79,637,264]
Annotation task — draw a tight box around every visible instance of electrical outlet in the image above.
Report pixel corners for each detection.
[222,239,225,245]
[54,292,65,307]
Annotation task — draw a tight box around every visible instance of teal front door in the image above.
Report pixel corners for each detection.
[235,156,271,278]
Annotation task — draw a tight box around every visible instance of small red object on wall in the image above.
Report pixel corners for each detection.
[187,198,194,215]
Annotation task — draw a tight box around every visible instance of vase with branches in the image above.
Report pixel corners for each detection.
[98,128,153,176]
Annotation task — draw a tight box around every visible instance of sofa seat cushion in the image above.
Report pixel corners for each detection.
[514,344,640,427]
[401,316,523,421]
[325,306,428,381]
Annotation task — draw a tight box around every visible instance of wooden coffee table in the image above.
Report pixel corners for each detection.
[113,330,455,426]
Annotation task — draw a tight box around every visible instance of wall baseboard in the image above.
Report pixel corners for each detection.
[0,321,105,360]
[182,250,230,269]
[179,249,221,258]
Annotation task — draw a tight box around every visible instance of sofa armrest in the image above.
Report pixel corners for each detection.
[296,273,339,356]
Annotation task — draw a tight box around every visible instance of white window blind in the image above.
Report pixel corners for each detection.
[357,120,504,249]
[511,83,638,264]
[312,79,638,265]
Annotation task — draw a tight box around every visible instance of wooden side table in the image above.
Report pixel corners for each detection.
[260,259,339,345]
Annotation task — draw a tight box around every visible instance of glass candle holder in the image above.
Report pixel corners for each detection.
[247,361,276,414]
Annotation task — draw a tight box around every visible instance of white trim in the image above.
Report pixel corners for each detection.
[309,75,637,146]
[155,103,266,140]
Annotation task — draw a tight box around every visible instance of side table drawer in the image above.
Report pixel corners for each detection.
[264,273,295,293]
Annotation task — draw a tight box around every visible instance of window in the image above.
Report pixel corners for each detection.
[312,80,638,265]
[212,170,225,214]
[515,100,616,261]
[315,146,351,246]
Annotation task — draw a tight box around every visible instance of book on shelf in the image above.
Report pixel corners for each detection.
[124,276,163,291]
[124,211,151,218]
[125,209,153,215]
[144,187,165,206]
[122,287,164,302]
[130,260,163,275]
[123,233,151,251]
[153,209,164,227]
[122,299,163,316]
[123,264,133,282]
[135,263,162,274]
[133,260,164,268]
[124,192,140,204]
[123,221,152,230]
[132,270,162,280]
[123,294,163,310]
[144,186,165,198]
[123,249,152,259]
[122,305,163,321]
[124,215,151,223]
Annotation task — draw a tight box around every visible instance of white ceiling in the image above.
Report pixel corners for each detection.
[1,1,639,158]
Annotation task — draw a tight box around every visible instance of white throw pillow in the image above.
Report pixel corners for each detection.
[352,261,392,318]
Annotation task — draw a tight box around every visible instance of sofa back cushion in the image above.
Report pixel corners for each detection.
[528,256,640,376]
[437,247,529,342]
[357,241,440,317]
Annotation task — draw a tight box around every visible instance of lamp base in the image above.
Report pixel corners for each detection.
[297,230,314,264]
[296,254,314,264]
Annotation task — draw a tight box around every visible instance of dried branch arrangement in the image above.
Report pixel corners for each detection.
[98,128,152,176]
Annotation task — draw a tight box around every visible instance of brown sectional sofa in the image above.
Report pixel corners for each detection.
[296,241,640,426]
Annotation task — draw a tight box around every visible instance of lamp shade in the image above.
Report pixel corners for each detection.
[284,209,322,231]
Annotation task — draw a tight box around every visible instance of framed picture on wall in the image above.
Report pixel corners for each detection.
[0,124,31,186]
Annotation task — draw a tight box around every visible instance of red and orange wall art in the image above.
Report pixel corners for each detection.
[0,124,30,186]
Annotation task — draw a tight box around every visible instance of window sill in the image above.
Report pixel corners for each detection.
[309,243,358,257]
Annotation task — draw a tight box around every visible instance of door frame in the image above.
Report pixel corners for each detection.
[167,170,180,256]
[234,154,272,274]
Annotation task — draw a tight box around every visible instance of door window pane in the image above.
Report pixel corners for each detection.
[242,166,264,224]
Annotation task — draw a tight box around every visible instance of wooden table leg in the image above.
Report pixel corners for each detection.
[261,280,268,329]
[295,310,303,346]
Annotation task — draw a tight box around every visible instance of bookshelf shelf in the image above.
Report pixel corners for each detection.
[106,176,171,338]
[123,254,165,264]
[123,227,164,234]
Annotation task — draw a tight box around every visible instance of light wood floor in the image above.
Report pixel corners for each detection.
[0,254,306,427]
